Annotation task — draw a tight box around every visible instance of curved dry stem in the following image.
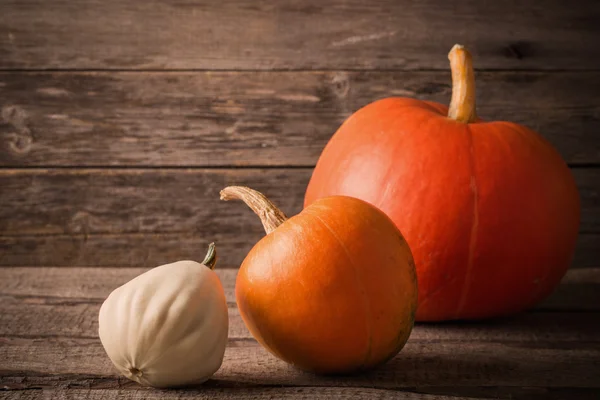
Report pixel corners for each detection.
[202,242,217,270]
[220,186,287,234]
[448,44,477,123]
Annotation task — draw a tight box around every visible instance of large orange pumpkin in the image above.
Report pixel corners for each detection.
[305,45,580,321]
[220,186,417,373]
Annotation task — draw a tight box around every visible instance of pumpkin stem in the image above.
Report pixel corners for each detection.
[202,242,217,270]
[448,44,477,123]
[220,186,288,235]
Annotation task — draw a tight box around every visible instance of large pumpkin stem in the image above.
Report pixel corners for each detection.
[220,186,288,235]
[448,44,477,123]
[202,242,217,270]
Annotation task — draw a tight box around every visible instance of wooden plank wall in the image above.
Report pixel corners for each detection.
[2,2,600,399]
[1,0,599,270]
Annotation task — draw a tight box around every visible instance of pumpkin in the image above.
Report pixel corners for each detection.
[98,244,229,388]
[305,45,580,321]
[220,186,417,373]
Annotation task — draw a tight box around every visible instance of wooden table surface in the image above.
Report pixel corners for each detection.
[1,266,599,399]
[1,0,600,398]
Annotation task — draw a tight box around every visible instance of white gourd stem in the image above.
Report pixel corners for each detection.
[202,242,217,270]
[219,186,287,235]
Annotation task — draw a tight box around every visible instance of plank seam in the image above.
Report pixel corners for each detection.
[2,68,600,73]
[0,164,596,170]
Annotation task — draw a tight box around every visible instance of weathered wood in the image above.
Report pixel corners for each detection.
[1,71,599,166]
[1,337,599,389]
[2,294,599,340]
[0,168,309,267]
[0,295,248,339]
[0,233,248,269]
[0,168,597,267]
[2,233,598,269]
[0,169,308,235]
[1,266,598,313]
[2,232,598,269]
[572,234,600,269]
[2,266,596,301]
[539,268,600,312]
[4,387,598,400]
[1,0,599,70]
[0,267,599,340]
[0,388,481,400]
[0,267,237,301]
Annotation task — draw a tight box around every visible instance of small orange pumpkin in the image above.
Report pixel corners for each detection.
[221,186,417,374]
[305,45,580,321]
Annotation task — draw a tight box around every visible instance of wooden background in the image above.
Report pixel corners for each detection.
[1,1,600,399]
[1,0,599,269]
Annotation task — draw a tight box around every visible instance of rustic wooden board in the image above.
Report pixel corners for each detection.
[3,295,599,341]
[1,2,598,399]
[0,169,309,236]
[0,388,491,400]
[1,268,599,398]
[4,387,599,400]
[2,232,598,270]
[0,295,247,339]
[0,267,598,340]
[2,232,598,269]
[2,337,599,389]
[539,268,600,311]
[0,233,249,269]
[0,168,309,268]
[2,266,596,302]
[1,71,599,166]
[1,0,599,70]
[2,167,596,234]
[0,267,238,301]
[0,168,597,268]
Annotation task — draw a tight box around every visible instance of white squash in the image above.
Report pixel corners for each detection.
[98,244,228,388]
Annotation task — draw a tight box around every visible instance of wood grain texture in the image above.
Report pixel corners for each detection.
[2,266,596,303]
[2,232,598,269]
[0,388,487,400]
[1,0,599,70]
[1,268,599,399]
[0,267,598,340]
[0,168,309,268]
[5,387,599,400]
[2,337,599,389]
[3,297,599,341]
[2,232,598,270]
[1,168,597,268]
[0,267,237,302]
[1,71,599,166]
[1,1,598,399]
[0,295,248,339]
